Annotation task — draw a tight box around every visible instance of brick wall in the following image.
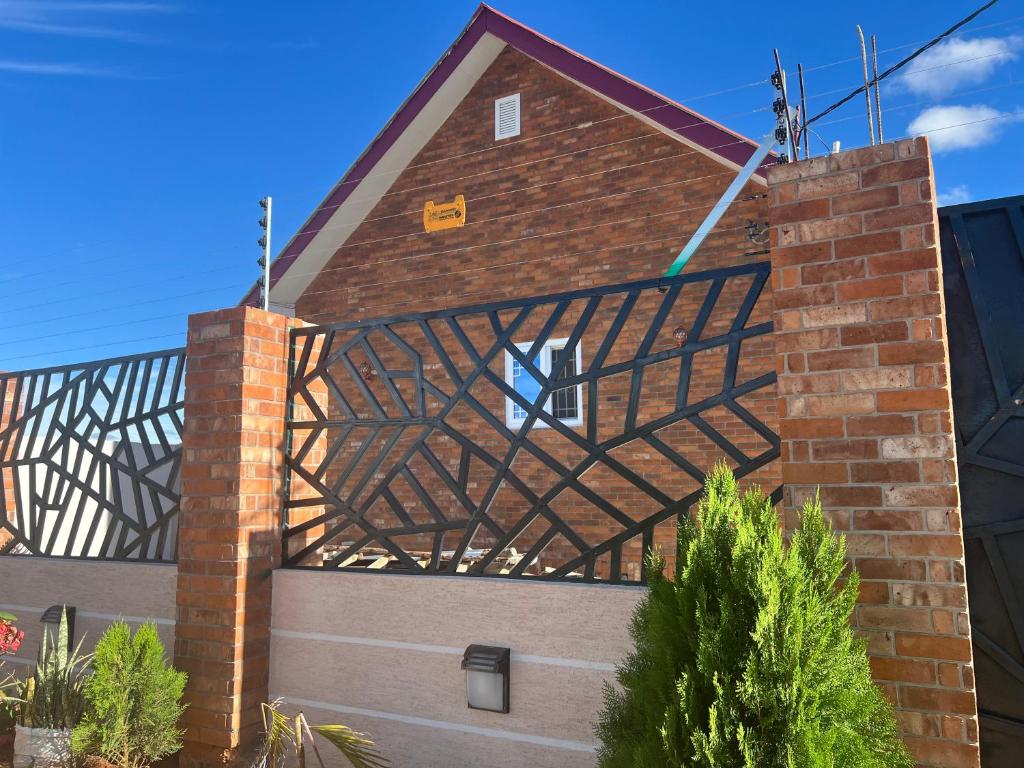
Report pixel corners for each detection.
[289,46,781,575]
[0,378,16,549]
[768,138,979,768]
[174,306,294,768]
[295,47,769,322]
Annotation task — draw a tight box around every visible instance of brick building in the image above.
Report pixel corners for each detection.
[0,6,983,767]
[214,6,978,765]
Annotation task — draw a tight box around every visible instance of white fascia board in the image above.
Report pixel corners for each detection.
[270,34,508,307]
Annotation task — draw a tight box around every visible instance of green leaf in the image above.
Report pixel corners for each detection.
[310,724,389,768]
[248,701,388,768]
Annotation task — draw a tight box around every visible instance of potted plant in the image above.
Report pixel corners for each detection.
[12,607,89,768]
[72,620,186,768]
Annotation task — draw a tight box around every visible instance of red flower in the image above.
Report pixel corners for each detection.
[0,620,24,655]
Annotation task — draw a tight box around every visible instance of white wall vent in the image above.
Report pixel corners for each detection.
[494,93,521,140]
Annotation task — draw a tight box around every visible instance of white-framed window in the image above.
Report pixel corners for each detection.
[503,338,583,428]
[494,93,521,140]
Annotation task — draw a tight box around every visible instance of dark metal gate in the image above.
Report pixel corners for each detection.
[282,262,780,584]
[939,195,1024,765]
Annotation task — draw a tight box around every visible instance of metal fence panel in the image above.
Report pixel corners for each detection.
[0,348,185,561]
[283,264,779,584]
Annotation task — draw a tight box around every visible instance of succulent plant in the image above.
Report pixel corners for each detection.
[16,606,90,729]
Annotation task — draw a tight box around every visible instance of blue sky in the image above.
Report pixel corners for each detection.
[0,0,1021,370]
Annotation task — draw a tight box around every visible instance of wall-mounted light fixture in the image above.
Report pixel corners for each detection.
[358,361,375,382]
[462,644,510,713]
[672,326,689,348]
[40,604,75,653]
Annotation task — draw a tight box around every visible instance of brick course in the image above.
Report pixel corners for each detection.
[0,379,16,549]
[175,306,295,768]
[768,137,979,767]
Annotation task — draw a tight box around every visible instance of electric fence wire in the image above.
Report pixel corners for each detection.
[244,9,1024,210]
[5,135,778,302]
[0,333,188,366]
[805,0,1002,126]
[297,42,1024,246]
[6,44,1018,304]
[5,8,1024,363]
[815,78,1024,129]
[6,65,1024,322]
[5,97,1024,359]
[4,9,1021,288]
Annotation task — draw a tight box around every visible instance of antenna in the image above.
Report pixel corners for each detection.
[797,63,809,160]
[257,196,272,312]
[857,26,877,145]
[871,34,884,143]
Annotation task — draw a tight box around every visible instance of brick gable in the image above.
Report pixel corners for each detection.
[296,46,769,322]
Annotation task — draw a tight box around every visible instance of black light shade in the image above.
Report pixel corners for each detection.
[462,645,510,713]
[40,604,75,653]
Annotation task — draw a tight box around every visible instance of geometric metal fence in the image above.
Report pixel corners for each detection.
[283,262,779,584]
[0,348,185,561]
[939,195,1024,764]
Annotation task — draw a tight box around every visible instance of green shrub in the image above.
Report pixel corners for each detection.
[596,463,912,768]
[72,621,186,768]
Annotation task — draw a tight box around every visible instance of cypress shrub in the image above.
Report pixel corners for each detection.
[72,621,186,768]
[596,463,912,768]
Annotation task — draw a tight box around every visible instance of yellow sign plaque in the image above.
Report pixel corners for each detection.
[423,195,466,232]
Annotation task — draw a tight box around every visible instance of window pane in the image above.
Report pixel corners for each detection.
[550,346,578,420]
[512,351,542,420]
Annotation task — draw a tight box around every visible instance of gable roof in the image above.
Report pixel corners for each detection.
[244,4,766,309]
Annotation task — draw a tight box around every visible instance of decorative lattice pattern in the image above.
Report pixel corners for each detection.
[939,196,1024,756]
[0,349,185,560]
[284,263,779,584]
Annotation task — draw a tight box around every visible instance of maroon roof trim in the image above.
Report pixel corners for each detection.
[243,4,763,306]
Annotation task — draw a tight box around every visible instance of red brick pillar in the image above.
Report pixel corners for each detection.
[768,138,979,768]
[175,306,294,768]
[0,376,18,548]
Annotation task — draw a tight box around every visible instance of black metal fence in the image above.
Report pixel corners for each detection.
[0,348,185,561]
[939,195,1024,763]
[283,263,780,584]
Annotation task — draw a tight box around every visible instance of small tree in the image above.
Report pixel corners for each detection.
[596,464,912,768]
[72,621,186,768]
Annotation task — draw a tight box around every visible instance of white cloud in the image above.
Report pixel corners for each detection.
[937,185,971,206]
[26,3,178,11]
[0,18,149,40]
[0,59,122,77]
[897,36,1022,98]
[907,104,1024,153]
[0,0,175,41]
